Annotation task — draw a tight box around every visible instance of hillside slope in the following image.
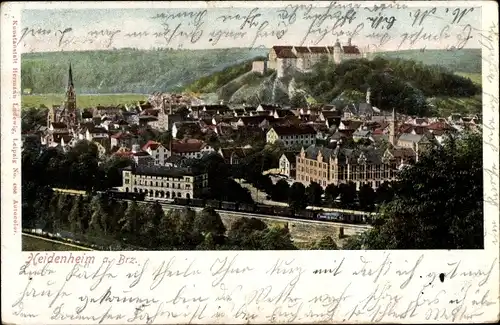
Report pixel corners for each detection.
[375,48,481,74]
[21,48,268,94]
[183,49,482,115]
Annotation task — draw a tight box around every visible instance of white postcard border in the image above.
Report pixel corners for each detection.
[1,1,499,324]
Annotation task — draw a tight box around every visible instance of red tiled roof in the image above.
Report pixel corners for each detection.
[276,49,297,59]
[171,140,205,153]
[113,148,133,157]
[272,45,293,53]
[142,140,162,151]
[111,131,134,139]
[309,46,329,53]
[343,45,360,54]
[294,46,310,53]
[133,151,151,157]
[399,124,414,133]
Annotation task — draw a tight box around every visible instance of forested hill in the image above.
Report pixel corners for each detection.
[21,48,268,94]
[296,56,481,117]
[375,48,481,74]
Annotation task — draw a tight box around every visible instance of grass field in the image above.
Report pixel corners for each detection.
[21,93,148,109]
[22,234,88,251]
[430,94,482,117]
[455,72,482,85]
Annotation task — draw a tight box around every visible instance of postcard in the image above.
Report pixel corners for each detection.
[1,1,499,324]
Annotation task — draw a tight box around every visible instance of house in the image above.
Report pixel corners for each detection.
[49,122,68,132]
[110,131,135,149]
[170,139,215,159]
[171,121,201,139]
[339,120,363,131]
[319,110,341,121]
[164,155,187,168]
[382,147,416,167]
[83,126,108,142]
[218,147,253,165]
[257,104,281,112]
[396,133,434,161]
[121,165,209,199]
[130,144,154,166]
[352,129,373,142]
[325,117,341,129]
[279,151,298,178]
[266,125,317,148]
[143,140,170,166]
[237,116,274,128]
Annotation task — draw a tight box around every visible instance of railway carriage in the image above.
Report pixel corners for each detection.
[206,199,221,209]
[238,202,256,213]
[221,201,238,211]
[191,198,205,207]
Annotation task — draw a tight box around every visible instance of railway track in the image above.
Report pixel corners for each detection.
[136,199,373,230]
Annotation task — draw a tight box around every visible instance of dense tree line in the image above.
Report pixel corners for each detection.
[296,56,481,116]
[24,191,299,250]
[269,179,393,212]
[21,49,267,94]
[344,132,483,249]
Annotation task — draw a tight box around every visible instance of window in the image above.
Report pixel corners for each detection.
[125,179,130,184]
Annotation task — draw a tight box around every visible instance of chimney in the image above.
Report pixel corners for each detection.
[366,88,371,104]
[347,37,352,46]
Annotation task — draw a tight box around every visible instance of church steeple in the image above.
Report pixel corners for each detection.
[389,108,397,147]
[64,62,78,129]
[68,62,74,88]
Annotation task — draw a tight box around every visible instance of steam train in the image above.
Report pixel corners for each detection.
[172,197,373,225]
[98,189,146,201]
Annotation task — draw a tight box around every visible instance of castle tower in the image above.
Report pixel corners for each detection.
[64,63,78,128]
[389,108,397,146]
[333,39,342,64]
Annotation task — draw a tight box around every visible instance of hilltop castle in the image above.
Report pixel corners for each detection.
[252,38,369,78]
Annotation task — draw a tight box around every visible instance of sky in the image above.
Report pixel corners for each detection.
[19,2,482,53]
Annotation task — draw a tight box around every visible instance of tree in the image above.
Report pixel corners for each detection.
[288,182,307,210]
[119,201,141,234]
[100,156,134,188]
[272,179,290,202]
[229,217,267,236]
[375,182,394,204]
[312,235,338,250]
[339,182,357,208]
[290,92,307,108]
[360,132,483,249]
[68,196,83,233]
[324,184,340,207]
[306,182,324,206]
[194,207,226,238]
[358,183,376,211]
[88,196,106,234]
[259,225,297,250]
